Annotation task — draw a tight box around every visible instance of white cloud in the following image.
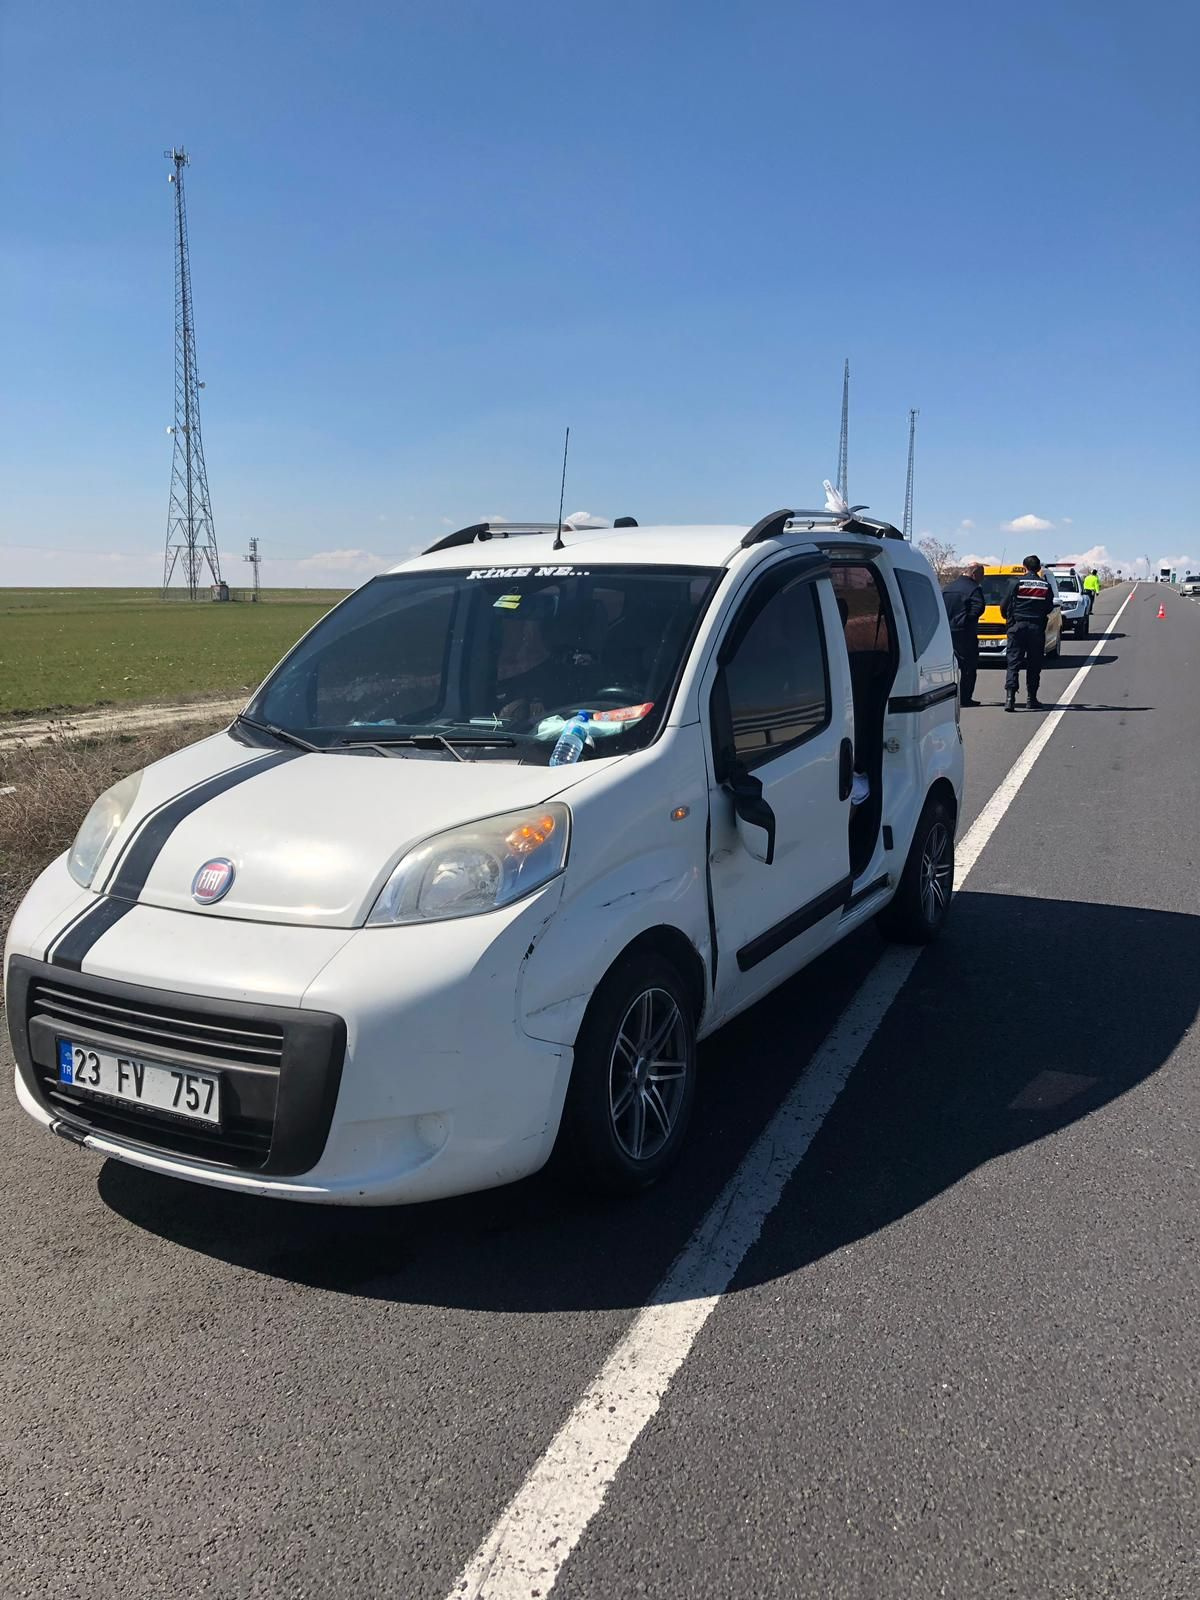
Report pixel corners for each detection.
[1001,513,1055,534]
[962,550,1001,567]
[297,548,393,579]
[1062,517,1073,525]
[0,542,413,589]
[1058,543,1112,571]
[959,518,975,531]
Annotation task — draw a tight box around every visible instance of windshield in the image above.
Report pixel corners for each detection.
[1051,574,1079,592]
[980,575,1019,607]
[248,564,721,763]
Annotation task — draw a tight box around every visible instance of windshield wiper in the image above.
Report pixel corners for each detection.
[235,713,321,753]
[337,733,516,761]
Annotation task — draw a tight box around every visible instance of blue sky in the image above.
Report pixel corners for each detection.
[2,0,1197,586]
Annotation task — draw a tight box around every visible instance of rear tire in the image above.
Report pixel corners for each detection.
[556,953,698,1195]
[877,800,955,945]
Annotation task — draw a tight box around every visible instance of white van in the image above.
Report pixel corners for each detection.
[6,504,963,1204]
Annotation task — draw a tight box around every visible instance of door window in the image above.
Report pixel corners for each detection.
[895,568,943,658]
[718,578,830,765]
[829,563,893,656]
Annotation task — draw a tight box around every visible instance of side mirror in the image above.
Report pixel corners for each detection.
[726,769,776,865]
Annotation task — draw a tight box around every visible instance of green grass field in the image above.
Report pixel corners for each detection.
[0,588,348,717]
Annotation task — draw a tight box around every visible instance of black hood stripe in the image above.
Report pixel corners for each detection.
[43,900,100,964]
[106,751,295,902]
[42,750,296,974]
[100,750,287,892]
[49,899,136,971]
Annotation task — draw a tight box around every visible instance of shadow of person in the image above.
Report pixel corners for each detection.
[98,892,1198,1315]
[1040,652,1118,670]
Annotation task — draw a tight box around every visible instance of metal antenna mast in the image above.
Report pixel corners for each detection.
[162,147,222,599]
[836,358,850,501]
[243,536,262,602]
[902,408,919,540]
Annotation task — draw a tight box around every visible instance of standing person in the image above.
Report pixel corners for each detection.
[1083,568,1102,613]
[1001,554,1055,712]
[942,563,986,706]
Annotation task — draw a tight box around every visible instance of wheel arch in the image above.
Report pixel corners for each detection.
[592,924,709,1035]
[925,776,959,831]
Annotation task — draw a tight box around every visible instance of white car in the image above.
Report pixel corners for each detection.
[6,504,963,1205]
[1181,574,1200,598]
[1045,565,1091,637]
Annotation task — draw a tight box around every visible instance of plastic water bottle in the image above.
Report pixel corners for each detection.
[549,710,593,767]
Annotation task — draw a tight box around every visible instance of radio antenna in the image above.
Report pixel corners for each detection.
[553,426,570,550]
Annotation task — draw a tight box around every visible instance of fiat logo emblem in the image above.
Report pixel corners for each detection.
[191,858,235,905]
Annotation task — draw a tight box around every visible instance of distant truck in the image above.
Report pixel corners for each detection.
[1045,564,1091,637]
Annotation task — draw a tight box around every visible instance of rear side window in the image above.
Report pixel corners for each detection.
[829,563,893,656]
[895,569,943,658]
[720,579,830,763]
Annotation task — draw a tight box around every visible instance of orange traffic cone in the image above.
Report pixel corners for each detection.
[1157,601,1166,619]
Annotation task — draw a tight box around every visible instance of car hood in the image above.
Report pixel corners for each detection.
[96,731,602,928]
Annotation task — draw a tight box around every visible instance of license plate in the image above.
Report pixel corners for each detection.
[57,1039,221,1125]
[980,639,1006,651]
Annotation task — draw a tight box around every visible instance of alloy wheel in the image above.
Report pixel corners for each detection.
[608,987,689,1161]
[919,820,953,926]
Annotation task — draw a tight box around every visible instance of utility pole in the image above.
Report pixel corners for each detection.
[162,147,222,599]
[902,408,919,541]
[243,537,262,602]
[836,359,850,502]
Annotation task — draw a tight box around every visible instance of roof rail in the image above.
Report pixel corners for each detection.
[741,505,904,548]
[422,516,638,555]
[423,520,568,555]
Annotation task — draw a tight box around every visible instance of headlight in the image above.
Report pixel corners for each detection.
[67,770,144,888]
[366,803,570,926]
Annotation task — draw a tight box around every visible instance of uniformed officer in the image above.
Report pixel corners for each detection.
[942,562,986,706]
[1001,554,1054,712]
[1083,568,1102,613]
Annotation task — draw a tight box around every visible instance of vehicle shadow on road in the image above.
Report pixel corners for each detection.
[98,891,1199,1314]
[979,655,1119,674]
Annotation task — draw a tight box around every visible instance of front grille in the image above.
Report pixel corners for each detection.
[29,980,284,1068]
[11,959,345,1177]
[978,623,1008,635]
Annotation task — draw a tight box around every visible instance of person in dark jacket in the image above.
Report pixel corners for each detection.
[1001,554,1054,711]
[942,563,985,706]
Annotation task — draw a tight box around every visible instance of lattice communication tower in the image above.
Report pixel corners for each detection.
[162,147,222,597]
[836,359,850,502]
[902,408,919,541]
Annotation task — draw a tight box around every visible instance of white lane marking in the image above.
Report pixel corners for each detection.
[446,584,1139,1600]
[954,585,1136,886]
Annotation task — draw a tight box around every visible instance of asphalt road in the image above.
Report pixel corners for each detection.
[2,583,1196,1600]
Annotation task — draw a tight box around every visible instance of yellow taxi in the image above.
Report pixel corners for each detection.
[976,565,1063,660]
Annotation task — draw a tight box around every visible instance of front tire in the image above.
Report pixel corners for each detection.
[877,799,955,945]
[556,953,698,1195]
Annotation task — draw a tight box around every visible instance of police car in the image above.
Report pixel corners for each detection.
[1045,564,1090,637]
[6,493,964,1204]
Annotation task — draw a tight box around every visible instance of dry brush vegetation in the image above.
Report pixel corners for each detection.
[0,720,226,951]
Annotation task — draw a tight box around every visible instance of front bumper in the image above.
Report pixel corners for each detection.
[6,862,571,1205]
